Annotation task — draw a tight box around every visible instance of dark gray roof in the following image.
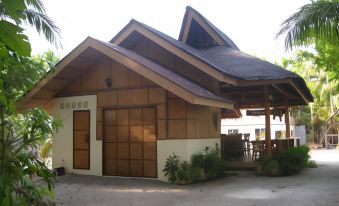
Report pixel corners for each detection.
[96,38,232,103]
[109,11,313,101]
[198,46,298,80]
[178,6,239,50]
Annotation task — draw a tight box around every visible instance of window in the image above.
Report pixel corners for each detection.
[255,128,265,140]
[275,130,286,139]
[228,129,239,134]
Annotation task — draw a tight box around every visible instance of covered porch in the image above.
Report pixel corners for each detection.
[220,80,313,166]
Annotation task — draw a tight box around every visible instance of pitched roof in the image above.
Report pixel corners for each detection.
[178,6,239,50]
[21,37,233,109]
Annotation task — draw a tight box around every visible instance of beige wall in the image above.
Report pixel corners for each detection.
[157,138,220,181]
[52,95,102,176]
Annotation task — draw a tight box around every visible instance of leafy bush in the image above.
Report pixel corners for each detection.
[163,153,180,183]
[279,145,310,176]
[163,144,224,184]
[259,156,280,177]
[259,145,312,176]
[191,144,224,180]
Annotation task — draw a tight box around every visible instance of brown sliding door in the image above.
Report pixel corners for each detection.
[73,110,90,169]
[103,107,157,177]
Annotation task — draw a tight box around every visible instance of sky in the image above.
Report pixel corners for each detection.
[26,0,310,63]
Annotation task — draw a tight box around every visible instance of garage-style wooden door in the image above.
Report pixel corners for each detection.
[103,107,157,177]
[73,110,90,169]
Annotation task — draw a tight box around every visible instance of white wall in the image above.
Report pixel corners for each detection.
[221,109,299,141]
[52,95,102,176]
[157,138,220,181]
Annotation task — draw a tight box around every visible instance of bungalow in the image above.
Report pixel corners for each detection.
[21,6,313,181]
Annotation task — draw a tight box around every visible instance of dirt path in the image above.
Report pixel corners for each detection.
[55,149,339,206]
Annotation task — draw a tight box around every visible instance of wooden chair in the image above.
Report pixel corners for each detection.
[242,133,251,158]
[251,141,265,162]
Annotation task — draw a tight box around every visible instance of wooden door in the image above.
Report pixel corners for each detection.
[73,111,90,169]
[103,107,157,177]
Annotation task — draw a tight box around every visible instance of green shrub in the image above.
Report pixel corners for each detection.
[278,145,310,176]
[163,153,180,183]
[191,144,224,180]
[259,145,312,176]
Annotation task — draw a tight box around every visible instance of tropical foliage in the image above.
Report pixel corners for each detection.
[277,0,339,50]
[0,0,60,57]
[0,0,62,204]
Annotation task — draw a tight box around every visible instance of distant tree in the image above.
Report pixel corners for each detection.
[276,0,339,50]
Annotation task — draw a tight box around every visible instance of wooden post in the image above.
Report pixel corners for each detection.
[264,85,272,156]
[285,98,291,138]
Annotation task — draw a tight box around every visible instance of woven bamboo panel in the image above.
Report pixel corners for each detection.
[73,150,89,169]
[168,120,187,138]
[104,126,116,142]
[130,126,143,142]
[117,160,129,176]
[143,160,157,178]
[74,111,89,130]
[168,99,187,119]
[142,108,156,125]
[129,108,142,125]
[116,143,129,159]
[143,125,156,142]
[73,131,89,150]
[130,143,143,160]
[130,160,143,177]
[143,143,156,160]
[104,159,116,176]
[104,143,116,160]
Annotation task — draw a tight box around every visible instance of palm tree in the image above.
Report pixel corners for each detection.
[277,0,339,50]
[23,0,61,47]
[0,0,61,56]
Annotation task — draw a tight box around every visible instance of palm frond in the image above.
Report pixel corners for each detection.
[276,1,339,50]
[23,9,61,47]
[24,0,45,13]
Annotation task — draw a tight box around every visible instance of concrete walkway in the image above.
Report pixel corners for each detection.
[54,150,339,206]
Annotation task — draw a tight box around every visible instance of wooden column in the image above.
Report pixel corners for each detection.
[285,98,291,138]
[264,85,272,156]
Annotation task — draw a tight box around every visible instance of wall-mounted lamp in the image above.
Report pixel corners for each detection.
[105,78,112,88]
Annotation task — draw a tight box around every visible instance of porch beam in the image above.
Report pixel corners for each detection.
[285,98,291,138]
[264,85,272,156]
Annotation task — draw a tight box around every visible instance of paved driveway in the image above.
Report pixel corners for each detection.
[55,150,339,206]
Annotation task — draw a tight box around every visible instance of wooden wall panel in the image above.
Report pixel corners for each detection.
[157,120,166,139]
[98,91,118,107]
[144,160,157,178]
[168,120,187,138]
[168,99,186,120]
[73,150,89,169]
[149,88,166,104]
[118,89,148,106]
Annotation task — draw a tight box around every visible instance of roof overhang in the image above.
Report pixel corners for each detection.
[20,37,233,109]
[109,20,239,85]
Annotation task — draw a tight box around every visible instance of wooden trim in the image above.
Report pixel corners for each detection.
[181,12,193,43]
[237,79,289,86]
[73,110,90,170]
[264,85,272,156]
[111,23,238,85]
[20,38,91,104]
[285,98,291,139]
[289,79,309,104]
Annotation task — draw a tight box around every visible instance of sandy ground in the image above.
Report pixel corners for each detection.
[54,149,339,206]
